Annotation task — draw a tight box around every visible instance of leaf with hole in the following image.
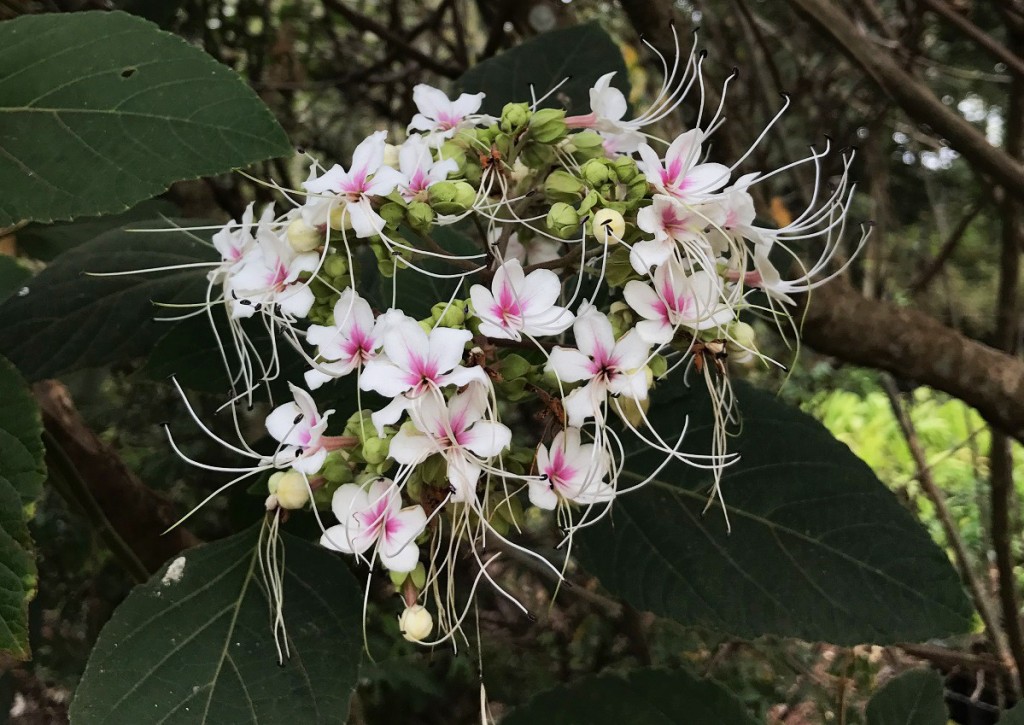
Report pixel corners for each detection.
[501,667,759,725]
[70,523,363,724]
[0,11,291,226]
[0,355,45,659]
[577,381,972,645]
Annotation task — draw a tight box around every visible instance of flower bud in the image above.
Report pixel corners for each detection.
[431,301,466,328]
[614,390,651,428]
[544,170,585,204]
[329,205,352,231]
[529,108,568,144]
[322,451,353,484]
[500,353,533,380]
[500,102,531,134]
[379,201,406,229]
[592,208,625,245]
[649,354,669,379]
[568,130,606,160]
[409,562,426,590]
[453,181,477,209]
[287,218,321,252]
[612,156,640,183]
[546,202,581,240]
[607,301,634,338]
[362,435,391,465]
[729,321,756,350]
[399,605,433,642]
[407,201,434,235]
[580,159,610,187]
[627,175,650,202]
[267,471,310,510]
[323,253,348,280]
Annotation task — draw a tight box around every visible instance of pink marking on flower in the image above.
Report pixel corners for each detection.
[436,111,461,130]
[545,448,578,492]
[565,112,597,128]
[490,283,524,328]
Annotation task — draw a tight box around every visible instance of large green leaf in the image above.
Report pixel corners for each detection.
[501,667,758,725]
[865,669,946,725]
[0,11,291,226]
[578,381,972,645]
[457,22,629,117]
[0,355,45,659]
[70,524,363,724]
[0,219,217,380]
[0,256,29,305]
[1002,702,1024,724]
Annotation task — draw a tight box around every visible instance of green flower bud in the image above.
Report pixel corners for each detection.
[580,158,611,187]
[344,410,373,440]
[592,208,626,245]
[322,451,354,484]
[627,175,650,202]
[407,201,434,235]
[577,190,600,217]
[323,253,348,280]
[649,354,669,379]
[612,155,640,183]
[428,180,457,206]
[418,318,434,335]
[431,301,466,328]
[546,202,581,239]
[362,435,391,465]
[500,353,533,380]
[287,218,321,252]
[729,321,756,350]
[519,140,555,169]
[568,130,606,160]
[544,170,585,204]
[529,108,568,144]
[379,201,406,228]
[500,102,531,134]
[605,245,637,287]
[313,478,341,509]
[497,378,529,401]
[614,393,650,429]
[309,277,333,301]
[607,301,634,338]
[453,180,477,209]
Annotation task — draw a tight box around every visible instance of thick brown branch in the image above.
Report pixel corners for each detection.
[34,380,200,572]
[797,280,1024,444]
[784,0,1024,198]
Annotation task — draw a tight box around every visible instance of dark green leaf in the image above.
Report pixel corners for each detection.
[0,257,29,306]
[578,381,972,644]
[502,667,758,725]
[70,524,363,724]
[17,199,178,262]
[1001,702,1024,724]
[0,219,217,380]
[0,355,45,659]
[0,11,291,226]
[865,669,947,725]
[457,22,628,116]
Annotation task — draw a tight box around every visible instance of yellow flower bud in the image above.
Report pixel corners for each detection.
[268,471,310,510]
[593,208,625,245]
[399,605,433,642]
[287,218,321,252]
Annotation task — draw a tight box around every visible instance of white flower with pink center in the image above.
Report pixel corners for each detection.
[624,261,735,345]
[301,130,405,238]
[546,305,652,426]
[389,386,512,502]
[359,313,488,433]
[637,129,730,203]
[228,211,319,320]
[210,202,272,282]
[320,478,427,572]
[632,194,724,273]
[408,84,491,143]
[529,427,613,510]
[563,72,645,154]
[265,384,336,474]
[397,134,459,203]
[469,259,574,341]
[304,289,381,390]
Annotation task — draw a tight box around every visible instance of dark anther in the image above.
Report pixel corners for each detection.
[240,298,252,306]
[296,146,306,154]
[293,414,303,424]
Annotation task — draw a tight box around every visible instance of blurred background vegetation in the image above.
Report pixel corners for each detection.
[1,0,1022,723]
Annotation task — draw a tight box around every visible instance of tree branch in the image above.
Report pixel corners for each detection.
[784,0,1024,198]
[919,0,1024,79]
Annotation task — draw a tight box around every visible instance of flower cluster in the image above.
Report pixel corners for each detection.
[165,31,866,651]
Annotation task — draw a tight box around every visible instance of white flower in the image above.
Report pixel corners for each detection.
[469,258,574,340]
[304,289,380,389]
[228,210,319,319]
[359,313,488,433]
[210,202,268,280]
[389,386,511,502]
[529,427,613,510]
[264,384,335,474]
[637,129,730,202]
[320,478,427,572]
[632,194,723,273]
[408,84,491,142]
[546,305,652,426]
[505,231,561,266]
[623,260,735,344]
[397,134,459,202]
[301,130,405,238]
